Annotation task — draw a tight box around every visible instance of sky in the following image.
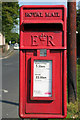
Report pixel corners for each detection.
[18,1,67,7]
[18,0,80,7]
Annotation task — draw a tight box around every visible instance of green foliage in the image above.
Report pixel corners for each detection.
[77,58,80,115]
[66,59,80,118]
[66,58,80,118]
[77,9,80,33]
[0,2,2,32]
[77,2,80,33]
[2,2,19,43]
[77,2,80,57]
[6,32,19,43]
[77,33,80,57]
[67,101,79,118]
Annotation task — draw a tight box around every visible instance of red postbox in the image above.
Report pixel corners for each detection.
[19,5,67,118]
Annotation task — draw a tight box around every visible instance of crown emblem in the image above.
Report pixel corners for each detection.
[39,33,47,41]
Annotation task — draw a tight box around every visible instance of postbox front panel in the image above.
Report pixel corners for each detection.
[22,31,63,49]
[19,5,67,119]
[25,50,62,114]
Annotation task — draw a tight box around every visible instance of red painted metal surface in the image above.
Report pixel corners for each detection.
[19,5,67,118]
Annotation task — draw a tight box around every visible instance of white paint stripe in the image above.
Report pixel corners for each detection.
[0,89,8,93]
[3,90,8,93]
[0,50,16,60]
[0,56,9,60]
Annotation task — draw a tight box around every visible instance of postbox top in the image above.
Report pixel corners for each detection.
[20,5,67,50]
[20,5,66,24]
